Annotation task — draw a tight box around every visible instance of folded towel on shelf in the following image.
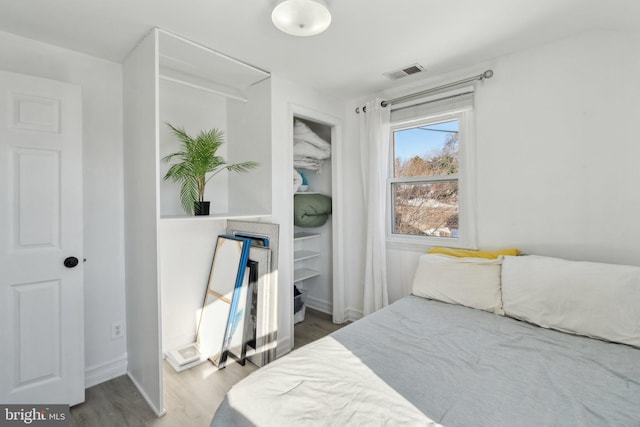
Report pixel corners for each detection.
[294,157,323,171]
[294,139,331,160]
[293,120,331,172]
[293,168,303,192]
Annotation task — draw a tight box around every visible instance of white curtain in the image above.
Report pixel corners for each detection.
[358,99,391,316]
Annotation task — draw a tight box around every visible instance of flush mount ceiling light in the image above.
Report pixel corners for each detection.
[272,0,332,37]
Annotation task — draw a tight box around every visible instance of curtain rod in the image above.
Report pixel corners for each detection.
[380,69,494,108]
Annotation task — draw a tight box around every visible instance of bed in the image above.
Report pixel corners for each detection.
[211,254,640,426]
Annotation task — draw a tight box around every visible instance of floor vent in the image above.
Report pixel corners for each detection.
[384,63,425,80]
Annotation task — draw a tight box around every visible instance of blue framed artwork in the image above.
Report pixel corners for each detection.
[197,235,251,365]
[219,260,258,367]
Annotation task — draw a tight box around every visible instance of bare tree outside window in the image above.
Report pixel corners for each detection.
[391,120,459,238]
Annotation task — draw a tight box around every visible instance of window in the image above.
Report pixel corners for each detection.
[387,90,476,248]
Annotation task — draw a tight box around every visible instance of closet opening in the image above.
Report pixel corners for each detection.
[291,113,344,348]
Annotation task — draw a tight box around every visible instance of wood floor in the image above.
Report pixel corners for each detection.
[70,308,347,427]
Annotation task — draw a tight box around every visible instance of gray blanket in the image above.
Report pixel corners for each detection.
[212,296,640,426]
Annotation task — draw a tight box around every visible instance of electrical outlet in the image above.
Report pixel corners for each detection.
[111,320,124,340]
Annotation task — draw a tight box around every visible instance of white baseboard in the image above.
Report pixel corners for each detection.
[345,307,363,322]
[305,295,332,315]
[162,332,196,355]
[127,371,166,417]
[84,354,128,388]
[277,335,292,358]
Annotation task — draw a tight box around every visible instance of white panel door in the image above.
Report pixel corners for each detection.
[0,70,84,405]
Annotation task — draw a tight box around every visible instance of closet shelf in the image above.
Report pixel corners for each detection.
[294,268,320,282]
[294,250,321,262]
[159,72,247,103]
[294,232,320,241]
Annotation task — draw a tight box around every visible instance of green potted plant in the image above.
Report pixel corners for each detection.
[162,123,258,215]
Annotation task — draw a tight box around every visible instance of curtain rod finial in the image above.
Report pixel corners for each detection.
[482,70,494,79]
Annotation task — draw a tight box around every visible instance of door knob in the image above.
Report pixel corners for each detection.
[64,257,79,268]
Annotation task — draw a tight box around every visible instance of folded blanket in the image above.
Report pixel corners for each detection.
[294,139,331,159]
[294,120,331,151]
[293,157,322,171]
[294,194,332,227]
[293,120,331,171]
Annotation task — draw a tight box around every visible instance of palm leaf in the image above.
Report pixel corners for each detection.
[179,176,198,215]
[225,161,259,173]
[162,123,259,215]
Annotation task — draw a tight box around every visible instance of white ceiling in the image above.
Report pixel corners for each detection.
[0,0,638,99]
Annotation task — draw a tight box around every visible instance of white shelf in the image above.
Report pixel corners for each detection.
[294,232,320,241]
[161,212,270,222]
[294,250,320,262]
[294,268,320,282]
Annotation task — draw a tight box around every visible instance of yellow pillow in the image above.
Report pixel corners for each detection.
[428,247,521,259]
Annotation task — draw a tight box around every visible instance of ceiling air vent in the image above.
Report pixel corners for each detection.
[384,63,425,80]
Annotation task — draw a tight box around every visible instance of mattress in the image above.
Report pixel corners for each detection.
[211,296,640,426]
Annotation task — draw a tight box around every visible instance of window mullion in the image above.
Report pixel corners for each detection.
[389,174,459,185]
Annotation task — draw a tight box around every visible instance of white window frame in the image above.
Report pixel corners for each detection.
[386,108,477,250]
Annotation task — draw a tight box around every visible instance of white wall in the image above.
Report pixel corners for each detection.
[0,30,127,387]
[475,29,640,263]
[365,29,640,308]
[160,220,227,352]
[342,99,367,319]
[270,75,346,354]
[228,79,272,215]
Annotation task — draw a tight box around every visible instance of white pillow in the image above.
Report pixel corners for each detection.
[411,254,504,314]
[502,255,640,348]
